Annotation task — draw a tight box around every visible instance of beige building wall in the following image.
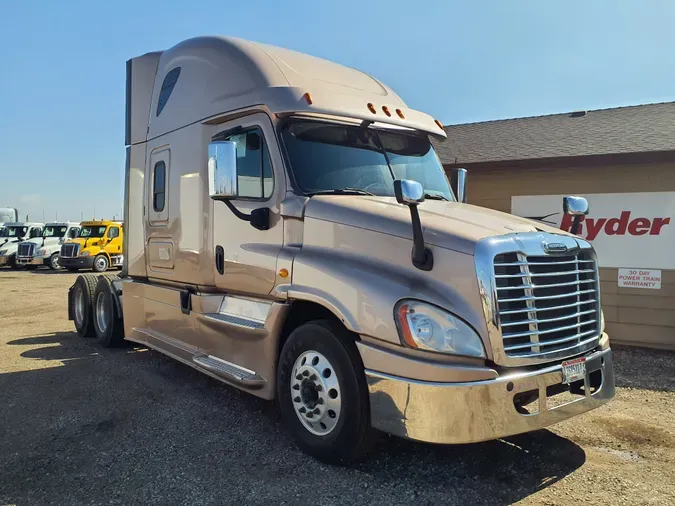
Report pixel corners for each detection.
[455,160,675,350]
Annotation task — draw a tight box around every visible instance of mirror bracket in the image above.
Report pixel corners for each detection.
[394,179,434,271]
[223,201,270,231]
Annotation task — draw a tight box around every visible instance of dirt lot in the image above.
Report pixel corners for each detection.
[0,270,674,505]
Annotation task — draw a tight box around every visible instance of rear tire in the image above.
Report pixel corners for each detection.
[92,275,124,347]
[49,253,60,270]
[277,319,378,465]
[93,254,109,273]
[72,274,98,337]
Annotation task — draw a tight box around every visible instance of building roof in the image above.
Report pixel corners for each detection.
[434,102,675,165]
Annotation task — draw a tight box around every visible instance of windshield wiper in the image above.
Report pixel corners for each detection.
[307,188,375,197]
[424,192,449,201]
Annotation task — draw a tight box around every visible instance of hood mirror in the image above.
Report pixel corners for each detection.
[208,141,238,200]
[563,196,589,235]
[394,179,433,271]
[451,168,468,204]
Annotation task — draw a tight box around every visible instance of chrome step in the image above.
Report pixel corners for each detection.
[192,354,265,389]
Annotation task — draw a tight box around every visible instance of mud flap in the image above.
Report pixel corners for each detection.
[67,284,75,321]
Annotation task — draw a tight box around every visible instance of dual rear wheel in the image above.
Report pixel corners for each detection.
[72,274,124,347]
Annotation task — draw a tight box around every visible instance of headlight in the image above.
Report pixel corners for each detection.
[395,300,486,358]
[80,251,91,257]
[0,250,6,255]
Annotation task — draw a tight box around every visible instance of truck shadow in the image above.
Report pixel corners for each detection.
[0,331,588,505]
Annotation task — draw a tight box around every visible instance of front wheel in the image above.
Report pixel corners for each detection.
[277,319,377,465]
[93,254,109,273]
[49,253,60,270]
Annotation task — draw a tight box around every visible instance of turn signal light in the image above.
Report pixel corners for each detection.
[367,103,377,114]
[278,268,289,278]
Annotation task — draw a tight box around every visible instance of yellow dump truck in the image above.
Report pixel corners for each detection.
[59,220,123,272]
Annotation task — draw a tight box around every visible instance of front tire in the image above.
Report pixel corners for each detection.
[93,254,109,273]
[49,253,60,270]
[277,319,377,465]
[92,275,124,347]
[72,274,97,337]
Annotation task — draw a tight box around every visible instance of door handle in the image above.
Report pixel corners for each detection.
[215,245,224,275]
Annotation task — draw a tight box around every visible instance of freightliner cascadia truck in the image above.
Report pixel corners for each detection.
[68,36,614,464]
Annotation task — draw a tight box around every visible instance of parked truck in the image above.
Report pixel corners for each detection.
[0,207,19,224]
[68,36,614,464]
[0,222,44,268]
[59,220,123,272]
[15,222,81,270]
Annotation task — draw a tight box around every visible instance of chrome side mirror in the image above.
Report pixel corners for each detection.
[394,179,425,205]
[563,196,589,235]
[563,196,589,216]
[451,168,468,203]
[208,141,238,200]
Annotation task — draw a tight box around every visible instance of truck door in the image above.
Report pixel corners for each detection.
[210,113,284,296]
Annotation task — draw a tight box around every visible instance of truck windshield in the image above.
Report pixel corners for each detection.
[4,226,27,238]
[280,119,453,200]
[43,226,68,238]
[79,226,106,238]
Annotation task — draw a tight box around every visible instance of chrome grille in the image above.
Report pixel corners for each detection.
[17,242,36,258]
[494,251,600,358]
[60,243,80,258]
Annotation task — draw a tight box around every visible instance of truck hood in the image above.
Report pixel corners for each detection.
[304,196,570,255]
[67,237,103,249]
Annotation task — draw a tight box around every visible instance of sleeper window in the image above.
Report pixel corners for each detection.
[221,128,273,199]
[153,161,166,212]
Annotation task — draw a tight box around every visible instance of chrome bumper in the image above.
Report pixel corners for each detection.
[366,347,614,444]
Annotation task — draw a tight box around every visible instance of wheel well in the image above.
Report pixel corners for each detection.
[278,301,357,357]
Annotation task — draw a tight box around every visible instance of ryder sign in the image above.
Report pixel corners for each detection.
[512,192,675,269]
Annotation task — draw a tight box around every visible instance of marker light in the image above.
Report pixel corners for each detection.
[382,106,392,117]
[396,109,405,119]
[367,103,377,114]
[302,93,313,105]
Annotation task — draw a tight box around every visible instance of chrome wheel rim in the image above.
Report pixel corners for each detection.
[51,255,59,269]
[74,286,85,327]
[95,256,107,271]
[291,351,342,436]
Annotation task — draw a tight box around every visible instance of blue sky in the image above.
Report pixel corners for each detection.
[1,0,674,222]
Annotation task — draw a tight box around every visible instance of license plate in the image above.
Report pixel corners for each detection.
[562,357,586,384]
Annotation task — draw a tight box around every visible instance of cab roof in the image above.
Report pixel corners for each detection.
[134,36,447,143]
[3,222,44,227]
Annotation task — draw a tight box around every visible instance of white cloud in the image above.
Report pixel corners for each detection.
[19,193,41,206]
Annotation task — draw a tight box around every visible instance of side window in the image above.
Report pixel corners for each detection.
[29,228,42,238]
[153,161,166,212]
[108,227,120,239]
[69,228,80,239]
[156,67,181,117]
[221,127,273,199]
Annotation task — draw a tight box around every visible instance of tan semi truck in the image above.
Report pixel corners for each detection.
[68,36,614,464]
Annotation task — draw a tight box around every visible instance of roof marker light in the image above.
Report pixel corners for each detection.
[302,93,313,105]
[396,109,405,119]
[434,119,444,129]
[382,105,392,117]
[367,103,377,114]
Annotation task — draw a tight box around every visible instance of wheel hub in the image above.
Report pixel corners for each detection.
[291,351,341,436]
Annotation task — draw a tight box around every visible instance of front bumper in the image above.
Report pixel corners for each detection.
[59,256,94,269]
[16,255,48,266]
[366,347,614,444]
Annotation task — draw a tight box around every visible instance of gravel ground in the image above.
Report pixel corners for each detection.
[1,269,674,505]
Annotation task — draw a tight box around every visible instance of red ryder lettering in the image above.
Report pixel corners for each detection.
[560,211,671,240]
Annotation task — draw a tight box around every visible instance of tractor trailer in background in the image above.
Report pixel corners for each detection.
[0,207,18,225]
[68,36,614,464]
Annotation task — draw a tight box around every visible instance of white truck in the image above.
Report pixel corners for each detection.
[0,207,18,224]
[0,222,44,269]
[67,36,614,464]
[16,222,81,270]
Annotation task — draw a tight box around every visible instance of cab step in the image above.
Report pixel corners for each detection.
[192,354,266,389]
